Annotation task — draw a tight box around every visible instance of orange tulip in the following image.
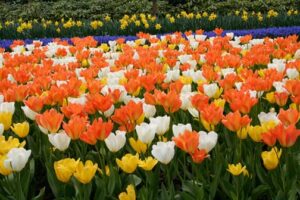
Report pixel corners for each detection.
[24,96,44,113]
[61,103,86,118]
[200,103,223,127]
[156,91,182,113]
[222,111,251,132]
[36,109,64,133]
[63,116,88,140]
[173,130,199,154]
[278,108,299,126]
[261,130,277,146]
[191,149,208,164]
[273,124,300,147]
[274,92,289,107]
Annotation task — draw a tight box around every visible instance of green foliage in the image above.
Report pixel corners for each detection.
[0,0,299,21]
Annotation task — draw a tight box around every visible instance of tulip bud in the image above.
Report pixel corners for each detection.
[136,122,157,144]
[198,131,218,152]
[151,141,175,164]
[172,123,192,137]
[48,131,71,151]
[4,148,31,172]
[261,147,282,170]
[11,121,30,138]
[104,131,126,152]
[149,115,170,135]
[21,106,37,120]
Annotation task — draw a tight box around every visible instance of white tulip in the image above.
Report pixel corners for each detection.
[172,123,192,137]
[143,103,156,118]
[294,49,300,59]
[188,107,199,118]
[48,131,71,151]
[0,95,4,104]
[258,111,280,125]
[103,105,115,117]
[136,123,157,144]
[104,131,126,152]
[150,115,170,135]
[286,68,299,79]
[198,131,218,153]
[4,148,31,172]
[0,102,15,114]
[0,123,4,135]
[203,83,219,98]
[151,141,175,164]
[21,106,37,120]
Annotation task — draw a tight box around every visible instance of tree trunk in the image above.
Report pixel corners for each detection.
[151,0,158,16]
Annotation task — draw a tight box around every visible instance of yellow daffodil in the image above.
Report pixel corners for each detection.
[138,156,158,171]
[129,138,147,154]
[0,112,13,130]
[54,158,79,183]
[73,160,98,184]
[11,121,30,138]
[227,163,249,176]
[119,184,136,200]
[116,153,139,173]
[261,147,282,170]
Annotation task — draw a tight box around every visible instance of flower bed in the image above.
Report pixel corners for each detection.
[0,30,299,199]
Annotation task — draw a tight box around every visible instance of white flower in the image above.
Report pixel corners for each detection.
[48,131,71,151]
[4,148,31,172]
[258,112,280,125]
[68,96,87,105]
[180,93,193,110]
[143,103,156,118]
[203,83,219,98]
[21,106,38,120]
[198,131,218,152]
[151,141,175,164]
[104,131,126,152]
[286,68,299,79]
[0,124,3,135]
[136,122,157,144]
[164,69,180,83]
[0,95,4,104]
[268,63,285,73]
[294,49,300,59]
[172,123,192,137]
[0,102,15,114]
[188,107,199,118]
[103,105,115,117]
[221,68,235,77]
[150,116,170,135]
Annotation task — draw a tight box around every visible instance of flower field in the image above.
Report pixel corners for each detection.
[0,28,300,199]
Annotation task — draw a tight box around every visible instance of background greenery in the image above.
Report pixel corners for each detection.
[0,0,300,20]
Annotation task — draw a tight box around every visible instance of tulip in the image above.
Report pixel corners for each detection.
[129,138,147,154]
[0,124,4,135]
[73,160,98,184]
[116,154,139,173]
[54,158,79,183]
[36,109,64,133]
[227,163,249,176]
[261,147,282,170]
[119,184,136,200]
[203,83,222,98]
[198,131,218,153]
[191,149,208,164]
[172,123,192,137]
[0,102,15,114]
[248,125,264,142]
[4,148,31,172]
[63,115,88,140]
[143,103,156,118]
[0,136,26,155]
[149,115,170,135]
[21,106,38,120]
[151,141,175,164]
[173,130,199,154]
[104,131,126,152]
[11,121,30,138]
[48,131,71,151]
[138,156,158,171]
[0,155,12,175]
[0,112,13,130]
[136,122,157,144]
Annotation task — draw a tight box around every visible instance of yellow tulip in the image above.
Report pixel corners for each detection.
[213,98,226,109]
[0,136,25,155]
[129,138,147,154]
[0,155,12,175]
[119,184,136,200]
[11,121,30,138]
[261,147,282,170]
[73,160,98,184]
[116,153,139,173]
[227,163,248,176]
[54,158,79,183]
[237,127,248,139]
[138,156,158,171]
[0,112,13,130]
[265,92,275,104]
[248,125,263,142]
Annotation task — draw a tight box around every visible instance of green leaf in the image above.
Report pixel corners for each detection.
[31,187,45,200]
[251,185,270,200]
